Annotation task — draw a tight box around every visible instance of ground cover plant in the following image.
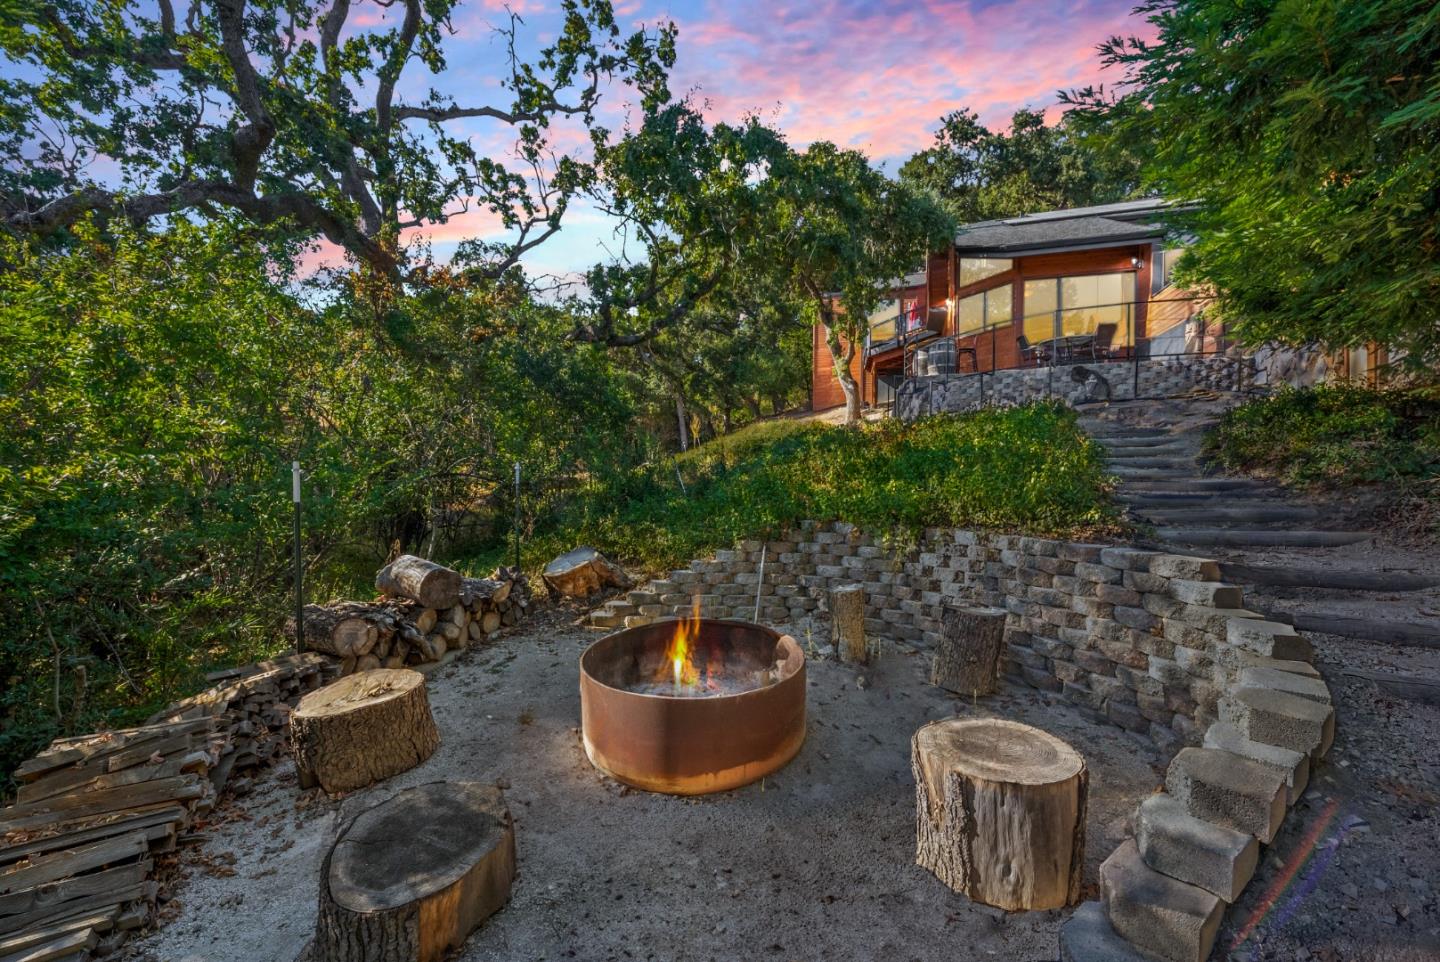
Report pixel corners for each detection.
[497,402,1121,578]
[1205,385,1440,530]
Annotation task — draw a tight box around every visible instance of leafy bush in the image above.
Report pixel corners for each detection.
[494,403,1120,576]
[1205,385,1440,488]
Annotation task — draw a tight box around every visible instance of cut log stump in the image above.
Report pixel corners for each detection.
[913,717,1087,910]
[829,584,867,663]
[930,605,1007,696]
[292,670,439,794]
[314,782,515,962]
[541,546,630,598]
[376,556,462,610]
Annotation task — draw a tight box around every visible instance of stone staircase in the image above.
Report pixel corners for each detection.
[1080,398,1440,648]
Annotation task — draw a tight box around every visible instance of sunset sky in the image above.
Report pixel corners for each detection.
[331,0,1152,277]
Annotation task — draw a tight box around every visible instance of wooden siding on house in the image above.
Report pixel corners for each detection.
[811,321,863,411]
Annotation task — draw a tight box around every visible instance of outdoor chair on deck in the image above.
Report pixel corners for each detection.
[1088,323,1118,360]
[1016,335,1042,367]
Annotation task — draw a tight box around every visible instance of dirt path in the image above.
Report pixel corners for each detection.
[124,609,1165,962]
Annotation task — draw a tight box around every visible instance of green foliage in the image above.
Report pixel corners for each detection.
[506,403,1120,576]
[899,107,1143,223]
[0,220,638,783]
[1063,0,1440,367]
[1205,386,1440,489]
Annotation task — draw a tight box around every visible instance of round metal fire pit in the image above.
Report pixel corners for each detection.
[579,619,806,795]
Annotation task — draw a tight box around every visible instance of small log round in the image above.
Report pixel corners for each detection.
[376,555,462,610]
[930,605,1008,696]
[913,717,1087,910]
[829,584,867,663]
[541,546,630,598]
[314,782,515,962]
[292,669,440,794]
[480,610,502,634]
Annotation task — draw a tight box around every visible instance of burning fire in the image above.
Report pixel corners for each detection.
[664,599,703,690]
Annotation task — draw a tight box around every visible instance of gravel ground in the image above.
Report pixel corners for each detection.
[124,607,1166,962]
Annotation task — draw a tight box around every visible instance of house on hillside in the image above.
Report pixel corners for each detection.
[810,199,1210,411]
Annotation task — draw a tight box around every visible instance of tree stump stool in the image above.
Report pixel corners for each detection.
[912,717,1087,910]
[314,782,516,962]
[292,669,440,794]
[829,583,867,663]
[930,605,1008,696]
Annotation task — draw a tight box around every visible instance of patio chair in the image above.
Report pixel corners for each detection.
[1016,335,1042,367]
[1090,323,1118,360]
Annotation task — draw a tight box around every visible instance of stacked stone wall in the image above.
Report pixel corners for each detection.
[591,521,1282,753]
[893,355,1254,420]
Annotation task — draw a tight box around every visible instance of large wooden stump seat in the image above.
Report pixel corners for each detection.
[913,717,1087,910]
[314,782,516,962]
[291,669,440,794]
[930,605,1007,696]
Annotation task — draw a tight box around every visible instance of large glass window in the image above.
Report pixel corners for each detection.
[1022,272,1136,346]
[866,298,900,344]
[955,284,1013,336]
[960,257,1013,287]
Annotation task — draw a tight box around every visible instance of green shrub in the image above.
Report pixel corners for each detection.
[1205,385,1440,488]
[489,402,1121,577]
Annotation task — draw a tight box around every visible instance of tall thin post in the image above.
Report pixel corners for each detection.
[291,460,303,654]
[753,546,767,623]
[512,462,522,572]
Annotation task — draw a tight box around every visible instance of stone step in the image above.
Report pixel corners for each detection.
[1120,478,1268,492]
[624,590,660,606]
[1085,426,1173,439]
[1105,456,1200,469]
[1287,611,1440,647]
[1156,528,1373,548]
[1219,686,1335,760]
[1219,561,1440,592]
[1226,618,1313,662]
[1136,505,1323,524]
[1110,469,1201,481]
[1165,746,1287,843]
[1096,435,1192,449]
[1120,489,1285,502]
[1203,721,1310,804]
[588,612,626,629]
[1100,839,1224,962]
[1136,793,1259,902]
[603,601,638,617]
[1059,901,1155,962]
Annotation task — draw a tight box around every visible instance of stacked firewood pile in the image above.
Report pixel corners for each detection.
[290,556,531,674]
[0,652,335,960]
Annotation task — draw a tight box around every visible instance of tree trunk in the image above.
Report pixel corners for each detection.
[289,603,389,659]
[375,555,462,610]
[314,782,515,962]
[542,546,630,598]
[829,584,867,663]
[292,669,440,794]
[820,304,861,425]
[912,718,1087,911]
[930,605,1008,697]
[674,395,689,452]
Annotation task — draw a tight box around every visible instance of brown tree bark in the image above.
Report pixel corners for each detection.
[929,605,1008,697]
[375,556,462,610]
[913,718,1087,910]
[291,670,440,794]
[828,584,868,663]
[314,782,515,962]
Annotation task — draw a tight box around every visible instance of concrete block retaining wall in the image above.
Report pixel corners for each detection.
[893,354,1255,420]
[589,520,1335,962]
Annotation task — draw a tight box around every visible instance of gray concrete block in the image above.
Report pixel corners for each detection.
[1240,666,1331,704]
[1101,839,1224,962]
[1165,747,1286,843]
[1149,555,1221,581]
[1059,901,1154,962]
[1203,721,1309,804]
[1137,793,1259,902]
[1233,652,1321,679]
[1168,579,1244,608]
[1220,686,1334,759]
[1227,619,1313,661]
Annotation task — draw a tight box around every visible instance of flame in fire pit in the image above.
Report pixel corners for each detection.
[665,600,702,690]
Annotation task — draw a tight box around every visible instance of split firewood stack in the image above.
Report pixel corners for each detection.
[0,652,335,960]
[289,556,531,675]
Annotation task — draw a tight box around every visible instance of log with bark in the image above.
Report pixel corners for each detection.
[313,782,515,962]
[828,584,867,663]
[291,670,440,794]
[930,605,1008,697]
[912,717,1087,910]
[375,555,463,609]
[541,546,630,598]
[287,602,398,659]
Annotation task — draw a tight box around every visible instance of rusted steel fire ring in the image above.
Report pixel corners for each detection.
[579,619,806,795]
